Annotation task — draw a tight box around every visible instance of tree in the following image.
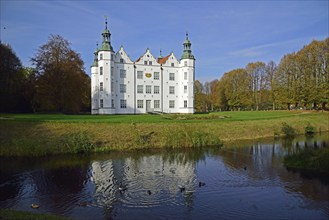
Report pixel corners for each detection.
[194,80,210,112]
[245,61,267,110]
[274,38,328,110]
[0,43,25,112]
[21,67,38,112]
[220,68,251,110]
[31,35,90,113]
[209,79,220,111]
[266,61,278,110]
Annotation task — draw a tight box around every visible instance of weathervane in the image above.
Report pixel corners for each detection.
[104,15,108,26]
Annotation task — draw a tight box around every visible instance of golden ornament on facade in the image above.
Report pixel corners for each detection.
[145,73,152,78]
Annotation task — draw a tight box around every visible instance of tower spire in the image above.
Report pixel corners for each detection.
[92,41,99,67]
[100,16,114,52]
[158,49,163,59]
[181,32,194,60]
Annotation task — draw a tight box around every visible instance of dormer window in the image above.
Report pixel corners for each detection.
[171,63,174,67]
[149,61,152,65]
[144,61,148,65]
[120,58,124,63]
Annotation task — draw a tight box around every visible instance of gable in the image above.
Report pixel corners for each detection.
[134,49,160,66]
[115,47,133,64]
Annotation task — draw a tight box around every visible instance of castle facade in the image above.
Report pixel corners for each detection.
[91,20,195,114]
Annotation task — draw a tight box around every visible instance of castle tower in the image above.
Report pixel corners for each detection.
[91,18,115,114]
[180,33,195,113]
[91,43,99,113]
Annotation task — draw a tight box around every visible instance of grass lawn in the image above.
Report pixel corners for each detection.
[1,110,328,156]
[0,110,320,123]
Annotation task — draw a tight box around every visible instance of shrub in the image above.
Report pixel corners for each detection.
[305,123,316,135]
[281,122,296,137]
[64,131,94,154]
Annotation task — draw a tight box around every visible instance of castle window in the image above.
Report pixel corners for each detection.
[100,99,103,108]
[184,100,187,108]
[169,73,175,81]
[120,100,127,108]
[154,100,160,109]
[169,86,175,94]
[120,84,126,93]
[169,100,175,108]
[111,81,114,92]
[137,85,143,93]
[171,63,174,67]
[137,100,143,108]
[100,54,103,60]
[146,85,152,94]
[149,61,152,65]
[120,69,126,78]
[100,67,103,75]
[137,71,143,79]
[111,99,114,108]
[111,67,114,78]
[100,82,103,91]
[184,85,187,94]
[184,61,187,66]
[144,61,148,65]
[154,86,159,94]
[154,72,159,80]
[184,72,187,80]
[120,58,124,63]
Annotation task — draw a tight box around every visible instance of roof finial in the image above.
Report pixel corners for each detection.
[186,32,188,38]
[104,15,108,29]
[158,49,163,59]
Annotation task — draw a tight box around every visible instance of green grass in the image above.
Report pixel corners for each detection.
[0,209,69,220]
[1,111,328,156]
[0,110,307,123]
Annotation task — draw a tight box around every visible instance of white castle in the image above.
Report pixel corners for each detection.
[91,19,195,114]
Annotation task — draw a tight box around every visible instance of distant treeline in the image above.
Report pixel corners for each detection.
[195,38,329,112]
[0,35,90,113]
[1,36,328,113]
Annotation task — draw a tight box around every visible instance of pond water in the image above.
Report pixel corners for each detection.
[1,134,328,220]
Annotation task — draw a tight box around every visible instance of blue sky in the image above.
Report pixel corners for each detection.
[1,0,328,82]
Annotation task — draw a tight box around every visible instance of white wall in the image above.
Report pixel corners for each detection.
[92,49,195,114]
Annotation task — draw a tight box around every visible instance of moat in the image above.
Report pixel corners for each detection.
[1,134,328,219]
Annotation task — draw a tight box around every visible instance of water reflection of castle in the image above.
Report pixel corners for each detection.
[91,154,197,207]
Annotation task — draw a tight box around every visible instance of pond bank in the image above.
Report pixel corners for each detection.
[0,111,328,157]
[0,209,69,220]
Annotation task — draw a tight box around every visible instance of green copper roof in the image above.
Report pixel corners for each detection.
[91,43,98,67]
[100,42,114,51]
[181,52,194,60]
[102,28,110,34]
